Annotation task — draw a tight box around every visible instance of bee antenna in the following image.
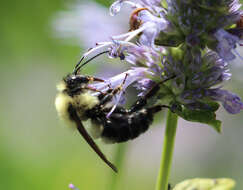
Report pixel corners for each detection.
[73,56,85,74]
[73,51,109,75]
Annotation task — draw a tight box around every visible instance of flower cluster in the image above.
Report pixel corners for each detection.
[84,0,243,131]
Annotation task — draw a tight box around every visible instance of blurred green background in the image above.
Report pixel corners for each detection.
[0,0,243,190]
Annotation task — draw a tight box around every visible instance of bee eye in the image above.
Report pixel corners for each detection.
[76,76,89,83]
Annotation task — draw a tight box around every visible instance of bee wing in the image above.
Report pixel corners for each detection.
[71,108,118,172]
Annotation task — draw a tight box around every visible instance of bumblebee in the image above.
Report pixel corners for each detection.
[55,56,172,172]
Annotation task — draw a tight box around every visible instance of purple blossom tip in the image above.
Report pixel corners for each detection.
[210,89,243,114]
[222,92,243,114]
[214,29,241,62]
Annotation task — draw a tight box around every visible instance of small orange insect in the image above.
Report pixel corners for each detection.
[129,7,148,31]
[236,15,243,45]
[227,15,243,44]
[236,15,243,28]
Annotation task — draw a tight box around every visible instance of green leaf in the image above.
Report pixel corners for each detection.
[173,104,221,133]
[173,178,236,190]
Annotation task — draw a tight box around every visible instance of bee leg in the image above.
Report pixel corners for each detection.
[146,105,171,114]
[106,73,129,118]
[99,73,129,106]
[83,86,105,95]
[87,76,105,82]
[129,75,176,112]
[92,77,105,82]
[111,73,129,95]
[129,83,160,112]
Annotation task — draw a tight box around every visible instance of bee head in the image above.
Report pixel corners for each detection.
[62,74,90,95]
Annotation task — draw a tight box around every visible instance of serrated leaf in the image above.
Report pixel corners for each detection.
[173,178,235,190]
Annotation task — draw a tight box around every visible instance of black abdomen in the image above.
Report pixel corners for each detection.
[101,106,161,143]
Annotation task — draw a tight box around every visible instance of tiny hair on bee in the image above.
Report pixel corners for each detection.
[74,50,109,75]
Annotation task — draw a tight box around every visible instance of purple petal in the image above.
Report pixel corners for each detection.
[209,89,243,114]
[214,29,240,61]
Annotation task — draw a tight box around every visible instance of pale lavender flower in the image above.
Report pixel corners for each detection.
[140,0,161,7]
[91,67,152,91]
[125,44,165,94]
[89,67,153,116]
[208,89,243,114]
[213,29,243,62]
[64,0,169,67]
[110,0,169,47]
[134,78,157,96]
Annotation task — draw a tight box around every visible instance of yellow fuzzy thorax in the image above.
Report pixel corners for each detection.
[73,92,99,111]
[55,92,76,128]
[55,86,99,127]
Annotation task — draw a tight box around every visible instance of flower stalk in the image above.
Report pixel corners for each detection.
[108,143,127,190]
[155,110,178,190]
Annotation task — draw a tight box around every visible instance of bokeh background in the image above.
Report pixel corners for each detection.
[0,0,243,189]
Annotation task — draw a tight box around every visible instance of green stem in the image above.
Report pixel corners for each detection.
[108,143,127,190]
[155,110,178,190]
